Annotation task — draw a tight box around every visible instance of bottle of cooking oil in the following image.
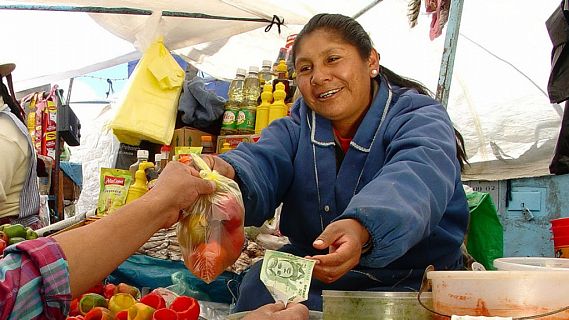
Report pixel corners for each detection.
[237,66,260,134]
[258,60,274,89]
[220,68,246,135]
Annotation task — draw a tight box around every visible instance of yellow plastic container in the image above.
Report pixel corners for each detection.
[268,82,287,124]
[255,83,273,134]
[125,162,154,203]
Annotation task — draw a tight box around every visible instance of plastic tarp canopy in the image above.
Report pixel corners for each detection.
[0,0,561,181]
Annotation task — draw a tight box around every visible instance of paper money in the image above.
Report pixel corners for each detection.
[260,250,316,305]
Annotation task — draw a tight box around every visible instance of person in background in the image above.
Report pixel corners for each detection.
[0,62,42,229]
[0,161,308,320]
[202,13,469,312]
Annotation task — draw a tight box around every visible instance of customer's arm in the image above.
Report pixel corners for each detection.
[54,161,216,297]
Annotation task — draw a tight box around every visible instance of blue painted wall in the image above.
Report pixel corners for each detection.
[481,174,569,257]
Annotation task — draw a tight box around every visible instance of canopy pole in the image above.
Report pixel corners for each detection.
[352,0,383,19]
[0,4,272,23]
[435,0,464,108]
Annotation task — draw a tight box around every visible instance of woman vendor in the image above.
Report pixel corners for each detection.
[203,13,469,312]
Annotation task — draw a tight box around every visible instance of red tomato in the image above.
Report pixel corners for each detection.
[114,283,141,300]
[188,242,226,283]
[0,239,6,255]
[115,310,128,320]
[218,194,243,231]
[102,283,116,300]
[83,307,114,320]
[0,231,8,244]
[139,292,166,310]
[69,297,81,316]
[170,296,200,320]
[85,283,104,295]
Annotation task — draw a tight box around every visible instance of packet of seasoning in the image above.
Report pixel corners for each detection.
[97,168,132,215]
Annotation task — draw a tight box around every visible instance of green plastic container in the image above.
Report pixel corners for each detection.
[322,291,433,320]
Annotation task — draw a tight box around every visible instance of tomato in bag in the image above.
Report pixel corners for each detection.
[176,153,245,283]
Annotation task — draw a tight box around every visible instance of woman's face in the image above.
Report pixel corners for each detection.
[294,29,379,125]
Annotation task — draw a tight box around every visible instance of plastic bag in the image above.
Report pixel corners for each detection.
[109,37,184,146]
[177,153,245,283]
[465,191,504,270]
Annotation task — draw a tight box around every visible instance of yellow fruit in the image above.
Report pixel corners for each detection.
[178,213,208,248]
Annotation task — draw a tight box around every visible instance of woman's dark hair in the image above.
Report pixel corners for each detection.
[0,77,25,124]
[292,13,469,171]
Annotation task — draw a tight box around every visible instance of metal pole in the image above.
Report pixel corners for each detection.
[435,0,465,108]
[0,4,272,23]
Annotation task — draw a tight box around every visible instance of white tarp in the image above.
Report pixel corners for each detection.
[0,0,562,181]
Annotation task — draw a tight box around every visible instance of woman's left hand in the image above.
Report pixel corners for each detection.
[306,219,370,283]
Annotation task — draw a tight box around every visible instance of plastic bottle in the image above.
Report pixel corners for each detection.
[258,60,274,88]
[268,82,288,125]
[129,150,149,179]
[201,135,214,153]
[237,66,260,134]
[160,145,170,170]
[126,162,154,203]
[219,142,233,154]
[154,153,162,173]
[272,60,290,103]
[255,83,273,134]
[221,68,246,135]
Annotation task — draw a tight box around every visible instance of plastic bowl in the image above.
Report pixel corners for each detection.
[494,257,569,271]
[427,270,569,318]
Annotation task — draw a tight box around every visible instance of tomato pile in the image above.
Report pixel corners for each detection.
[66,283,200,320]
[0,223,39,254]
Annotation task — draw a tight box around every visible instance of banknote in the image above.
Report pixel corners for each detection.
[260,250,316,305]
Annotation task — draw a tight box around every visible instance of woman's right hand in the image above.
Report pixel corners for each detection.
[200,155,236,179]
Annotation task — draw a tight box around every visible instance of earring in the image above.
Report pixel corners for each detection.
[371,69,378,77]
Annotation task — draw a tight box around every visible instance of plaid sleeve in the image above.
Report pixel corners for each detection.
[0,237,71,320]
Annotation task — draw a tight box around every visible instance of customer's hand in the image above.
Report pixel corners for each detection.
[307,219,370,283]
[200,154,236,179]
[242,302,309,320]
[147,161,216,228]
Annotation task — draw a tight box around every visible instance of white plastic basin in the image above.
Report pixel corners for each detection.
[494,257,569,271]
[427,270,569,319]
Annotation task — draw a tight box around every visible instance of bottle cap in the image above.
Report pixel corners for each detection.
[154,154,162,162]
[248,66,259,73]
[137,150,149,159]
[236,68,247,77]
[277,60,287,72]
[262,60,272,68]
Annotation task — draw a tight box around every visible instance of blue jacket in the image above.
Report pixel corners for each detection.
[220,76,468,270]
